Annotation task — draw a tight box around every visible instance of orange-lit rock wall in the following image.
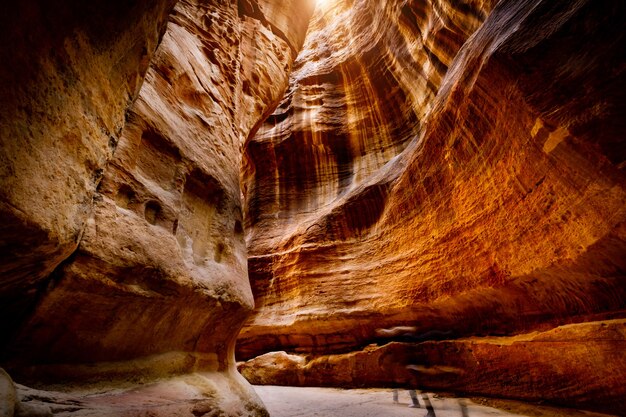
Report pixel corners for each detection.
[239,0,626,412]
[241,320,626,414]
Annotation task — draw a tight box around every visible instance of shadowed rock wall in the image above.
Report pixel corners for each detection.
[0,0,178,346]
[1,0,313,415]
[239,0,626,412]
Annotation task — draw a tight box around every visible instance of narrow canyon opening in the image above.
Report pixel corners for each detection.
[0,0,625,416]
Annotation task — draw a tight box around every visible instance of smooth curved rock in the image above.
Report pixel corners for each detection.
[0,0,178,343]
[13,371,266,417]
[239,0,626,413]
[0,368,15,417]
[1,0,314,415]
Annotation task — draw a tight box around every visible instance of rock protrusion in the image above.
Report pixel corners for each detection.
[0,368,16,417]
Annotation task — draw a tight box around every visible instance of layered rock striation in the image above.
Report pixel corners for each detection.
[241,0,502,356]
[2,0,625,414]
[1,0,313,415]
[239,0,626,412]
[241,320,626,415]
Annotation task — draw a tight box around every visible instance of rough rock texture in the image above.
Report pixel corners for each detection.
[240,320,626,415]
[0,0,178,341]
[239,0,626,413]
[5,0,309,368]
[1,0,313,415]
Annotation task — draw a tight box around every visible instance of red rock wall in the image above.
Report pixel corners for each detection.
[239,0,626,412]
[240,320,626,415]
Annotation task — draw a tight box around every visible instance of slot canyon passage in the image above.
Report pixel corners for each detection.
[0,0,625,415]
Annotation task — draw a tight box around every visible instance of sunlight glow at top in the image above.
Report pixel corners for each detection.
[316,0,334,10]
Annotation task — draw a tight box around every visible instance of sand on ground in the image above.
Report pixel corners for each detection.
[253,386,615,417]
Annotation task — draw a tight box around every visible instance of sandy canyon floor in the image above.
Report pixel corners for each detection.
[254,386,616,417]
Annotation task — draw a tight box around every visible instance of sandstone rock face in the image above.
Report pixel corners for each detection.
[0,0,177,341]
[239,0,626,412]
[2,0,624,413]
[1,0,313,415]
[240,0,501,356]
[0,368,16,417]
[6,0,307,366]
[240,320,626,415]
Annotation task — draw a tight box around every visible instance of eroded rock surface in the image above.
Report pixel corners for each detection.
[239,0,626,413]
[0,0,177,346]
[240,320,626,415]
[2,0,313,415]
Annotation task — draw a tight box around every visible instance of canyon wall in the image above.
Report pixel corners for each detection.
[1,0,313,415]
[2,0,624,414]
[0,0,178,347]
[239,0,626,413]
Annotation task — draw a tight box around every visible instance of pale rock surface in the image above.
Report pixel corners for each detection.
[1,0,314,415]
[13,371,266,417]
[0,0,177,339]
[239,0,626,413]
[0,368,16,417]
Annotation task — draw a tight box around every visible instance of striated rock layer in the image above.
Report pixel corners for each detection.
[240,320,626,415]
[239,0,626,412]
[1,0,313,415]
